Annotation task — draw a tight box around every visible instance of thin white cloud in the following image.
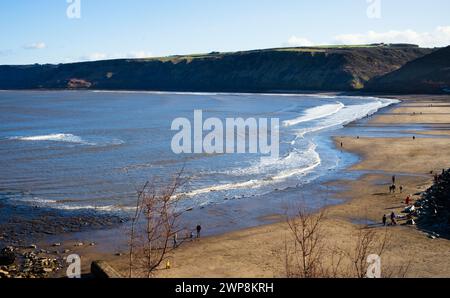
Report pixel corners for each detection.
[126,51,153,59]
[24,42,46,50]
[79,52,108,61]
[333,26,450,48]
[286,36,315,47]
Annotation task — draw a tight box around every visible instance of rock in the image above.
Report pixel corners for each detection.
[63,249,71,254]
[89,242,96,246]
[52,243,61,247]
[0,269,10,278]
[0,247,15,266]
[406,219,416,225]
[115,253,123,256]
[29,244,37,249]
[75,242,84,247]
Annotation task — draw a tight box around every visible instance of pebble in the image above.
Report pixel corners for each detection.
[53,243,61,247]
[0,247,61,278]
[75,242,84,247]
[0,269,10,278]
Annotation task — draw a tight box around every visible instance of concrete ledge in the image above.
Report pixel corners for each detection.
[91,261,123,278]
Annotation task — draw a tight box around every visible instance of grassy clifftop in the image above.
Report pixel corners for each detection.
[0,45,435,92]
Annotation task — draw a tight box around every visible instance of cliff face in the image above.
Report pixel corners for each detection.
[0,46,433,92]
[366,46,450,94]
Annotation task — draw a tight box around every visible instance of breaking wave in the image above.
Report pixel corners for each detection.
[9,133,124,146]
[11,133,88,144]
[283,102,345,127]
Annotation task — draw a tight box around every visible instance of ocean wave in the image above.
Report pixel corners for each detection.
[175,98,398,201]
[91,90,340,98]
[283,102,345,127]
[219,142,320,177]
[295,98,399,138]
[10,133,93,145]
[9,133,125,147]
[177,143,321,199]
[8,195,134,212]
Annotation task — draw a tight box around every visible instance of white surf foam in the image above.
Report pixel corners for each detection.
[9,195,134,212]
[295,98,399,138]
[177,143,321,199]
[92,90,340,99]
[11,133,91,144]
[175,97,398,201]
[9,133,125,146]
[283,102,345,127]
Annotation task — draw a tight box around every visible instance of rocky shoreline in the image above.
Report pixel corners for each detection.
[0,201,128,246]
[0,201,129,278]
[0,246,61,278]
[416,169,450,239]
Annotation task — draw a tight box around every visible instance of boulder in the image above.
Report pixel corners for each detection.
[0,247,15,266]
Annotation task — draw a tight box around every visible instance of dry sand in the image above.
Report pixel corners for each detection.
[65,95,450,278]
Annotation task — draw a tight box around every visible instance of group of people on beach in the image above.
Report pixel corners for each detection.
[388,175,403,194]
[382,169,449,227]
[383,175,413,226]
[172,224,202,249]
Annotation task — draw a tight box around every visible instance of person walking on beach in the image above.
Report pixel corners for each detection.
[405,195,411,205]
[392,175,396,185]
[382,214,387,226]
[390,212,397,226]
[173,233,178,249]
[196,225,202,239]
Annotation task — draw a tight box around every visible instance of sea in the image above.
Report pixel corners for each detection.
[0,90,398,220]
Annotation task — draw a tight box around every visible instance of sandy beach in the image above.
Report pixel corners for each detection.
[4,94,450,278]
[95,94,449,278]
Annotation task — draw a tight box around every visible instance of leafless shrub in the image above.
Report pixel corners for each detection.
[284,207,327,278]
[284,205,410,278]
[348,227,390,278]
[128,169,187,278]
[382,260,412,278]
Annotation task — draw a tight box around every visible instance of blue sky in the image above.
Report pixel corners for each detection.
[1,0,450,65]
